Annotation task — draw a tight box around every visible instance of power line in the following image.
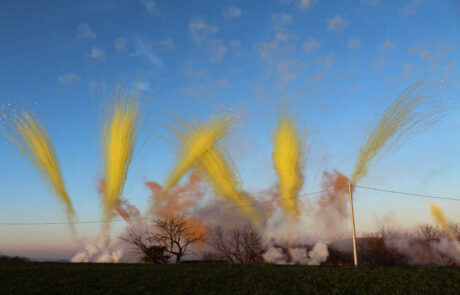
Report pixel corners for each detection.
[0,187,340,226]
[1,184,459,226]
[354,185,460,202]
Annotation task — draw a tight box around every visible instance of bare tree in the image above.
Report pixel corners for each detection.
[418,224,443,241]
[208,223,266,264]
[120,225,170,264]
[154,215,205,264]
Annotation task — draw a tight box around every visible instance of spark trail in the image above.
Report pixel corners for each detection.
[100,87,140,222]
[4,110,76,234]
[272,110,305,218]
[351,80,447,184]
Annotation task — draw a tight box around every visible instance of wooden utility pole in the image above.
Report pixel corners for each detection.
[348,181,358,266]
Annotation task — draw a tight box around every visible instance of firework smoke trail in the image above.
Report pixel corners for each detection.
[272,110,305,218]
[4,110,76,235]
[157,115,232,203]
[156,114,259,219]
[197,147,260,219]
[429,203,460,252]
[100,87,140,224]
[351,80,447,184]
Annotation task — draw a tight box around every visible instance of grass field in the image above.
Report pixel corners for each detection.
[1,262,460,294]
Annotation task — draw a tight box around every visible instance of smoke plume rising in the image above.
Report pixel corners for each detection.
[146,170,208,237]
[307,170,351,240]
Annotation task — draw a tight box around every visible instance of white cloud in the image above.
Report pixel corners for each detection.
[89,47,106,60]
[326,16,349,31]
[310,72,325,83]
[379,40,396,50]
[304,39,321,51]
[275,60,307,89]
[188,18,226,63]
[133,81,150,91]
[398,0,425,15]
[419,50,431,59]
[372,56,389,70]
[154,38,175,50]
[58,73,81,85]
[276,32,297,41]
[348,37,361,49]
[402,62,414,78]
[299,0,312,9]
[280,0,314,10]
[257,40,279,59]
[76,23,96,39]
[360,0,380,5]
[184,59,209,78]
[130,38,161,65]
[223,6,242,19]
[215,77,231,88]
[113,37,127,52]
[271,13,292,28]
[208,39,227,63]
[230,40,242,57]
[89,81,103,91]
[189,17,218,44]
[316,52,336,68]
[139,0,160,15]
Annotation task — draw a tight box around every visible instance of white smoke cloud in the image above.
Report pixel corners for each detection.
[71,234,123,263]
[263,242,329,265]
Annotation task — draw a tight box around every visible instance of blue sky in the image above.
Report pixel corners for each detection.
[1,0,460,259]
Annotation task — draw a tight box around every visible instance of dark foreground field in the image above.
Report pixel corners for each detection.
[1,263,459,295]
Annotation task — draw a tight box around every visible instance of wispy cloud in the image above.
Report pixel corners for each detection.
[275,32,297,41]
[76,24,96,39]
[130,37,161,65]
[184,59,209,78]
[304,39,321,52]
[379,40,396,50]
[208,39,227,63]
[189,17,218,44]
[280,0,314,10]
[58,73,81,85]
[257,40,279,59]
[88,47,106,60]
[372,56,389,70]
[188,17,227,63]
[348,37,361,49]
[398,0,425,15]
[276,60,307,89]
[223,6,242,19]
[316,52,336,68]
[419,50,431,59]
[326,16,349,31]
[271,13,292,29]
[360,0,380,5]
[113,37,127,52]
[153,38,175,51]
[299,0,312,10]
[139,0,160,15]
